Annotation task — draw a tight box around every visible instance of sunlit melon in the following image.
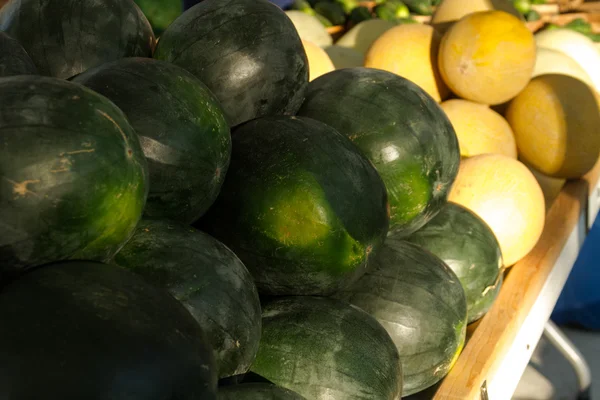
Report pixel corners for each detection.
[533,47,594,89]
[431,0,523,34]
[335,19,397,56]
[449,154,545,266]
[365,24,449,102]
[440,99,516,158]
[506,74,600,179]
[438,11,536,105]
[302,39,335,81]
[324,45,364,69]
[535,29,600,93]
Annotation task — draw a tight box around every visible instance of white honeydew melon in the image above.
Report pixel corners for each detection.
[533,47,594,88]
[324,45,364,69]
[535,29,600,93]
[335,19,397,56]
[302,39,335,81]
[285,10,333,48]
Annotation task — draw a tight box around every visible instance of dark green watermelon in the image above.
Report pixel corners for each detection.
[134,0,183,35]
[113,218,261,378]
[218,383,306,400]
[197,115,389,296]
[153,0,308,127]
[0,76,148,273]
[0,260,217,399]
[0,0,154,79]
[297,67,460,237]
[250,296,402,399]
[0,31,37,77]
[406,202,504,323]
[335,240,467,396]
[71,57,230,223]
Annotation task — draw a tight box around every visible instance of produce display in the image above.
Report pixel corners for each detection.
[1,0,600,398]
[335,240,467,396]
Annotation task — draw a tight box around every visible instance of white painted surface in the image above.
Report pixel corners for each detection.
[485,211,587,400]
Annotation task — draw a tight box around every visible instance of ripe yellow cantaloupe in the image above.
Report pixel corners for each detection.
[438,11,536,105]
[449,154,545,267]
[431,0,523,34]
[365,24,449,102]
[335,19,397,56]
[302,39,335,81]
[506,74,600,179]
[524,163,566,211]
[440,99,517,158]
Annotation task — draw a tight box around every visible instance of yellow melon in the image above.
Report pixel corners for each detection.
[335,19,397,56]
[506,74,600,179]
[438,11,536,105]
[302,39,335,81]
[524,163,566,211]
[431,0,523,34]
[449,154,545,267]
[324,45,364,69]
[440,99,517,158]
[364,24,449,102]
[533,47,594,89]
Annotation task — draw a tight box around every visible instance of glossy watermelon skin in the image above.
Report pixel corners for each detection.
[113,218,262,378]
[0,31,37,77]
[297,67,460,237]
[197,115,389,296]
[153,0,308,127]
[218,383,306,400]
[0,76,148,273]
[406,202,504,323]
[0,260,217,399]
[335,240,467,396]
[0,0,154,79]
[72,58,230,223]
[250,296,402,400]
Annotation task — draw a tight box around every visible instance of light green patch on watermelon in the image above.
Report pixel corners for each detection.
[379,162,430,230]
[73,180,147,260]
[256,171,366,275]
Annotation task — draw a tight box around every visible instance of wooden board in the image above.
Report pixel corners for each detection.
[432,179,588,399]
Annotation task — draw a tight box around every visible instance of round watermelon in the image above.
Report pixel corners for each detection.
[0,260,217,399]
[197,115,389,296]
[297,67,460,237]
[0,76,148,273]
[113,219,262,378]
[218,383,306,400]
[406,202,504,323]
[335,239,467,396]
[0,0,154,79]
[0,31,37,77]
[154,0,309,127]
[72,57,230,223]
[250,296,402,399]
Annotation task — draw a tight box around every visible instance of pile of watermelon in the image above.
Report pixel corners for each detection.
[0,0,505,398]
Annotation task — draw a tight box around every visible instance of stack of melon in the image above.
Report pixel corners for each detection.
[0,0,598,399]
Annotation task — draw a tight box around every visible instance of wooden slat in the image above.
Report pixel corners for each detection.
[433,179,588,399]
